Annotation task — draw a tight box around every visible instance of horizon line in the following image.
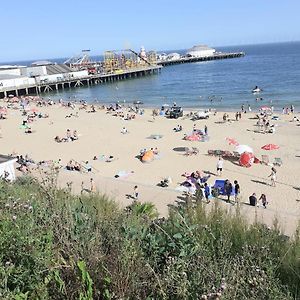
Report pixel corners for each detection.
[1,40,299,65]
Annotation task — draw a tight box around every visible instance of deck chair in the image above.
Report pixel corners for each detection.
[233,151,240,158]
[215,150,223,156]
[273,157,283,166]
[261,155,270,165]
[208,150,214,156]
[223,151,233,158]
[191,147,199,155]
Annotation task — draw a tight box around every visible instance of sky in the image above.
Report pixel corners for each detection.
[1,0,300,62]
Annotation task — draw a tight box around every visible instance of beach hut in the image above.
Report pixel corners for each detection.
[0,155,17,181]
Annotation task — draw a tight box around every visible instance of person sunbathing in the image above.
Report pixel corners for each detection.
[106,155,115,162]
[66,160,75,171]
[72,130,78,141]
[25,126,32,134]
[74,162,82,172]
[55,136,63,143]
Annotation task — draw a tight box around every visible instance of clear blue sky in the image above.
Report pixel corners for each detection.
[1,0,300,62]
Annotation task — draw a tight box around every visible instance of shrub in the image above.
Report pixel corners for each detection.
[0,178,299,299]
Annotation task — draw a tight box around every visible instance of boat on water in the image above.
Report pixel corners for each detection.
[252,86,263,93]
[133,100,143,105]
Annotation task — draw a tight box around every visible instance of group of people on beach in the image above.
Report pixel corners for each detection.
[282,105,294,114]
[55,129,78,143]
[66,160,92,173]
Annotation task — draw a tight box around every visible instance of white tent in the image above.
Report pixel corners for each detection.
[0,155,17,181]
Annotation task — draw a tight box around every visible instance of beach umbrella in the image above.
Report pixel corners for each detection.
[141,150,154,163]
[239,152,254,168]
[261,144,279,150]
[260,106,271,111]
[235,144,253,154]
[185,134,201,141]
[226,137,239,146]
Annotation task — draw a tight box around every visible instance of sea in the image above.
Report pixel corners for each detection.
[4,42,300,111]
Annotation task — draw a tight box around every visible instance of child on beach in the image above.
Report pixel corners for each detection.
[133,185,139,200]
[268,167,277,187]
[204,183,212,203]
[90,178,96,193]
[259,194,268,208]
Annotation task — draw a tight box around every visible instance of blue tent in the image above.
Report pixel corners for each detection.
[213,180,235,196]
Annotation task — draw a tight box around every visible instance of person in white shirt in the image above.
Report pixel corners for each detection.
[121,127,128,134]
[216,157,224,176]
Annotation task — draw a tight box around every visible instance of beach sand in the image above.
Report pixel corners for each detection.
[1,102,299,235]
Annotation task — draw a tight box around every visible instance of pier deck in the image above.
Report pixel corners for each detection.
[157,52,245,66]
[0,65,161,99]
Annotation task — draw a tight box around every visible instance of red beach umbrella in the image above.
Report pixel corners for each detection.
[239,152,254,168]
[226,137,239,146]
[261,144,279,150]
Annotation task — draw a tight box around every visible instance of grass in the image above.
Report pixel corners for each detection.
[0,175,299,299]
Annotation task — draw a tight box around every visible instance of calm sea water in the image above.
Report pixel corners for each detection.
[6,42,300,110]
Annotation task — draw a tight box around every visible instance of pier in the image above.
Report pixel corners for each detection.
[0,47,245,99]
[0,65,161,99]
[157,52,245,66]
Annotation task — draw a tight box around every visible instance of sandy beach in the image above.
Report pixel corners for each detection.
[1,100,299,235]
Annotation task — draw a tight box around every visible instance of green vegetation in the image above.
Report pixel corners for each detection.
[0,176,299,299]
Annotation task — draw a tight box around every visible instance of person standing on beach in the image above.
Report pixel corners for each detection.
[234,180,240,203]
[259,194,268,208]
[291,105,294,113]
[204,183,211,203]
[224,179,233,203]
[216,157,223,176]
[204,125,208,135]
[133,185,139,200]
[90,178,96,193]
[268,167,277,187]
[193,123,196,132]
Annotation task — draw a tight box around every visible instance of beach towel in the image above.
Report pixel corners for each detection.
[115,170,134,179]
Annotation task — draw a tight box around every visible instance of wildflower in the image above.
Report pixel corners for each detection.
[12,215,17,221]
